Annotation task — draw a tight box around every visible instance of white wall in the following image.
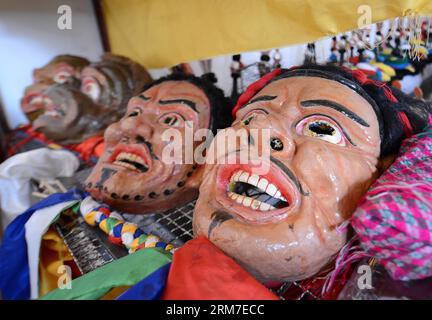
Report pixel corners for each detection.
[0,0,103,128]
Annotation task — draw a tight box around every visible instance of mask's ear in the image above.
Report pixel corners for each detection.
[377,154,396,174]
[185,165,205,189]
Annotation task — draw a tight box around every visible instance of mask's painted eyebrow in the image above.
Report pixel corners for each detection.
[240,95,277,110]
[300,99,370,127]
[138,94,151,101]
[159,99,197,112]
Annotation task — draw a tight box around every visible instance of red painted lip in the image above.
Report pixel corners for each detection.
[215,158,301,224]
[82,78,95,85]
[22,93,43,113]
[108,143,152,171]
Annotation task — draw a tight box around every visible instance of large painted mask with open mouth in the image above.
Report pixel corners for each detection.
[193,67,388,283]
[21,55,90,122]
[85,74,231,214]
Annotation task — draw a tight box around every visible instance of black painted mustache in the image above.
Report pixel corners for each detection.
[270,156,309,196]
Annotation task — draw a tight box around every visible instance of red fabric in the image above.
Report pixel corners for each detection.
[161,236,279,300]
[397,111,414,137]
[7,125,56,157]
[67,135,104,163]
[6,125,104,164]
[348,68,399,103]
[349,56,360,65]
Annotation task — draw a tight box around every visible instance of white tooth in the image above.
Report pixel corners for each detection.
[280,196,287,202]
[32,97,43,104]
[230,192,238,200]
[266,183,277,197]
[239,171,249,183]
[248,174,259,187]
[236,195,244,204]
[251,199,261,210]
[258,178,268,191]
[259,202,272,211]
[232,171,242,182]
[242,197,252,207]
[230,172,236,182]
[275,191,282,200]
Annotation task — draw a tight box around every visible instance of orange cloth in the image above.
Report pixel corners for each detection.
[161,236,278,300]
[69,135,105,162]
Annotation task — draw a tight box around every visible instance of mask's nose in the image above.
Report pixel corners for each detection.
[118,114,155,144]
[243,113,297,162]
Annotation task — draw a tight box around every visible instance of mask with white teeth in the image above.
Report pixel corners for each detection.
[227,170,288,211]
[84,74,231,215]
[193,67,394,284]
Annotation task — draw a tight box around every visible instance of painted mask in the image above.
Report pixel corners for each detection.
[85,75,229,214]
[23,54,153,144]
[80,54,153,118]
[32,84,109,144]
[21,55,89,121]
[193,69,386,283]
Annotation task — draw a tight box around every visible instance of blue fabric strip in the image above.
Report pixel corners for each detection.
[0,188,87,300]
[116,263,171,300]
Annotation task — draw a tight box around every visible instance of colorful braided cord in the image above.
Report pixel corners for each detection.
[79,196,175,254]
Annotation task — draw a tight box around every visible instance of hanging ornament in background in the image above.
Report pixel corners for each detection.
[257,51,271,77]
[272,49,282,69]
[230,54,244,103]
[337,35,349,66]
[304,43,316,65]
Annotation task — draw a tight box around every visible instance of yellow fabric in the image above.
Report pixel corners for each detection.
[100,286,131,300]
[38,228,75,297]
[371,62,396,77]
[102,0,432,68]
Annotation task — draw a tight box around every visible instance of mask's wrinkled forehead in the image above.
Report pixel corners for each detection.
[264,68,385,141]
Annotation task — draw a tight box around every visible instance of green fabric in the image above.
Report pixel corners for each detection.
[40,248,172,300]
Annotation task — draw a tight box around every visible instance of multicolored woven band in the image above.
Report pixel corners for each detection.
[79,196,175,254]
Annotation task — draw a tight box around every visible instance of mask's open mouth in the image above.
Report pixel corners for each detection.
[227,170,289,211]
[113,152,149,173]
[215,160,301,223]
[29,95,65,120]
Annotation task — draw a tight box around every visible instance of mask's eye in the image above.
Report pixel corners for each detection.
[81,77,101,101]
[297,116,345,146]
[53,71,72,84]
[240,109,267,125]
[159,113,184,127]
[242,115,254,125]
[127,108,142,118]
